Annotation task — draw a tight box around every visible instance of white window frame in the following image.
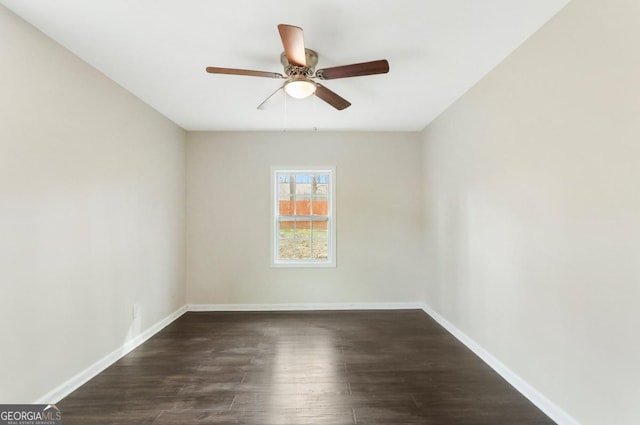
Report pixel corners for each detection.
[271,166,336,268]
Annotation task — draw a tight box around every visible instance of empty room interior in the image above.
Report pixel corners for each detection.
[1,0,639,424]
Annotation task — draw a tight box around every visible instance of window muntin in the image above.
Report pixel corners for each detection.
[272,168,335,267]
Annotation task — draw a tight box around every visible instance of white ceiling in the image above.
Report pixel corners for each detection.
[1,0,569,131]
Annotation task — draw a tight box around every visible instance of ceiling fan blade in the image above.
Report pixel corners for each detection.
[317,59,389,80]
[206,67,284,79]
[315,84,351,110]
[277,24,306,67]
[257,87,284,110]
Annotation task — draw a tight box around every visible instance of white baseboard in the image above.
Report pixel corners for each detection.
[420,303,579,425]
[34,305,187,404]
[188,302,424,312]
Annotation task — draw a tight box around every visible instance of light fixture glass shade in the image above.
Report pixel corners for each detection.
[284,79,317,99]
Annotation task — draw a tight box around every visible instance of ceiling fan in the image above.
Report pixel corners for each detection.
[206,24,390,110]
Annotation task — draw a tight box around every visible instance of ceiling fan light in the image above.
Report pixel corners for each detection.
[284,79,317,99]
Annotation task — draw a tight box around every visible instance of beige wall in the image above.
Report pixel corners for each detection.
[0,6,186,402]
[420,0,640,423]
[186,131,425,305]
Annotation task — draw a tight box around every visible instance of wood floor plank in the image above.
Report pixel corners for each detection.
[60,310,555,424]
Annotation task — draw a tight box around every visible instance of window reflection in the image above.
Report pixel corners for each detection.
[263,330,348,421]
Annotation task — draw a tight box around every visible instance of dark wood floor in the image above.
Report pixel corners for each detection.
[60,310,555,424]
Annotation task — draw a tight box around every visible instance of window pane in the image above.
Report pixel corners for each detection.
[278,181,290,195]
[314,173,330,185]
[295,174,312,196]
[311,220,327,259]
[278,238,295,259]
[296,198,311,215]
[277,220,330,261]
[278,218,295,259]
[279,200,294,215]
[312,238,328,259]
[273,168,334,266]
[294,235,312,259]
[312,174,329,216]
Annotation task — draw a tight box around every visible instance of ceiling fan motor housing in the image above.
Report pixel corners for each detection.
[280,48,318,77]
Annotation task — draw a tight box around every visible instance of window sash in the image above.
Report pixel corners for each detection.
[277,216,329,221]
[272,167,336,267]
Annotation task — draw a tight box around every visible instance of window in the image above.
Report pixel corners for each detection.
[271,167,336,267]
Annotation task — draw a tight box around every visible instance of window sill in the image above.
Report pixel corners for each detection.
[271,261,336,268]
